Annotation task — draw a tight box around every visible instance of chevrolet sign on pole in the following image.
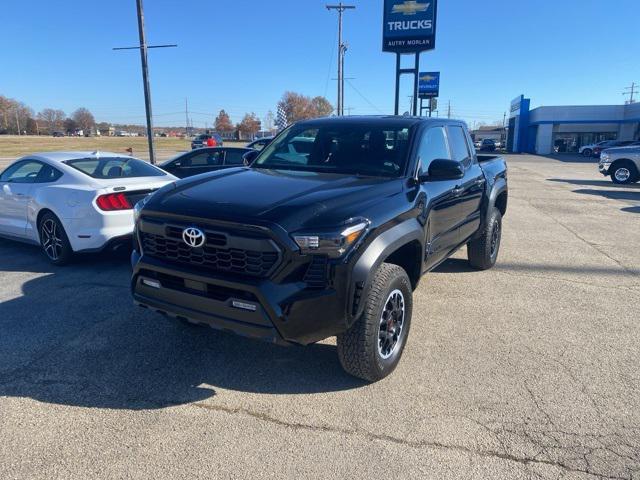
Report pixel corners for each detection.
[418,72,440,98]
[383,0,438,53]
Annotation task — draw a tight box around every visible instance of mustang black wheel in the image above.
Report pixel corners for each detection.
[39,212,73,265]
[337,263,412,382]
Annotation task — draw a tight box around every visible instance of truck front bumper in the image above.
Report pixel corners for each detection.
[131,251,351,346]
[599,162,611,176]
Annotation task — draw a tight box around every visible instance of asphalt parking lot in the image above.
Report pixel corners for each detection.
[1,154,639,480]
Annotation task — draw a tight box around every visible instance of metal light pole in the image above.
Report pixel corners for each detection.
[113,0,176,164]
[327,3,355,116]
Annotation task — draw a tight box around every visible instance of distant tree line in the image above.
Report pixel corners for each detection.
[0,95,96,135]
[1,90,335,138]
[213,92,334,139]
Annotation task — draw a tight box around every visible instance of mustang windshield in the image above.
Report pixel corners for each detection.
[253,123,413,177]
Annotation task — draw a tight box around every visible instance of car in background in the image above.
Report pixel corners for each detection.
[592,140,636,158]
[479,139,496,152]
[0,151,176,265]
[191,133,223,150]
[579,141,610,157]
[246,137,274,151]
[160,147,253,178]
[599,144,640,184]
[52,131,65,137]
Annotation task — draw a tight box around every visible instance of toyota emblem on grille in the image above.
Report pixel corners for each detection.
[182,227,206,248]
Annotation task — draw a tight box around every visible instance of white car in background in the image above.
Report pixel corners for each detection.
[579,141,610,157]
[0,151,176,264]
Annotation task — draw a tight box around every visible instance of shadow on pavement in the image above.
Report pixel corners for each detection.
[621,206,640,214]
[548,178,640,189]
[572,188,640,202]
[539,154,598,164]
[432,258,476,274]
[0,238,365,411]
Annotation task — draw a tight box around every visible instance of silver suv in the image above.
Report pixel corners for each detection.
[599,143,640,184]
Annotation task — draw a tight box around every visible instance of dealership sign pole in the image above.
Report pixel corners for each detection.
[383,0,438,116]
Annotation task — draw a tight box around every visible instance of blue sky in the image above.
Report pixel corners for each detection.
[1,0,639,128]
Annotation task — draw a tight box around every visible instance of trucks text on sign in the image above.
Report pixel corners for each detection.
[383,0,438,53]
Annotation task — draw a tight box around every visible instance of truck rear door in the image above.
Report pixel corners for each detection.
[445,125,485,244]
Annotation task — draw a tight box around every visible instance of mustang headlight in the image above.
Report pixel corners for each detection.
[293,219,370,258]
[600,153,610,162]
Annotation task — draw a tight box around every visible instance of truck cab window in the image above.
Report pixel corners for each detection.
[418,127,449,175]
[447,125,472,165]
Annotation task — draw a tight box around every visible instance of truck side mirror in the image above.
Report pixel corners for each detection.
[243,150,259,165]
[422,159,465,181]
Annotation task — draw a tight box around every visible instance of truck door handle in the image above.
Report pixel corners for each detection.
[475,178,486,187]
[452,186,465,197]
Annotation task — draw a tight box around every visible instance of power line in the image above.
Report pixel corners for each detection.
[345,80,385,114]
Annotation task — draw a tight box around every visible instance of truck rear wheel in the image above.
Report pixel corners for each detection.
[467,207,502,270]
[337,263,412,382]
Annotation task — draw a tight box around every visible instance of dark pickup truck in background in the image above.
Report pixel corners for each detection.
[131,116,508,382]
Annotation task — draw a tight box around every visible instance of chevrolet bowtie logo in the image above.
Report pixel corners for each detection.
[420,74,435,82]
[392,1,430,15]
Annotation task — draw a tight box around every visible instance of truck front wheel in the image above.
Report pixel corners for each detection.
[337,263,412,382]
[467,207,502,270]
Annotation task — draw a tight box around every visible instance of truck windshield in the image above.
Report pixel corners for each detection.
[252,123,412,177]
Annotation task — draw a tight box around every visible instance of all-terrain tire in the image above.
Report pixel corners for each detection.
[336,263,412,382]
[467,207,502,271]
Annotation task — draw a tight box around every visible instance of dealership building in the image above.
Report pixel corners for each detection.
[507,95,640,154]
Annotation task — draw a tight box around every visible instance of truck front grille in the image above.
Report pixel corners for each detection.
[140,230,280,278]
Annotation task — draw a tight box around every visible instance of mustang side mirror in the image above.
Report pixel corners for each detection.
[243,150,259,166]
[420,159,465,182]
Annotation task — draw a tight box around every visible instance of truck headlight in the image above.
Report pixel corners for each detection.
[133,194,152,223]
[293,219,370,258]
[600,153,610,162]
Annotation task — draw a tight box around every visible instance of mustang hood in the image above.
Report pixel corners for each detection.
[146,167,404,231]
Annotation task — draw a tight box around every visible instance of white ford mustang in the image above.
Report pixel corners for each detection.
[0,151,177,264]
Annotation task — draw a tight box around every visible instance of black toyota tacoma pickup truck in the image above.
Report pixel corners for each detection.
[131,116,508,382]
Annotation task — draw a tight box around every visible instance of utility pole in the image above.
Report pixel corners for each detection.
[447,101,451,119]
[326,3,355,116]
[113,0,177,164]
[502,111,507,145]
[15,110,20,136]
[623,82,638,104]
[185,98,190,137]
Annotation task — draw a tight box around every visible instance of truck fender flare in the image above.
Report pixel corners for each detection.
[348,218,424,323]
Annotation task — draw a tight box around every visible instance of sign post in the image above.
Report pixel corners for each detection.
[383,0,438,115]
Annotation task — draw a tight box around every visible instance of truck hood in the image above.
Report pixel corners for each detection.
[147,167,404,231]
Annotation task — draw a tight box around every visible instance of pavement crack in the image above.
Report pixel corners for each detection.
[192,402,631,479]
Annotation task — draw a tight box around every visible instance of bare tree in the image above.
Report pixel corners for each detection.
[264,110,275,131]
[71,107,95,134]
[237,113,261,140]
[37,108,66,133]
[311,96,334,117]
[0,95,33,134]
[214,110,234,133]
[277,92,334,123]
